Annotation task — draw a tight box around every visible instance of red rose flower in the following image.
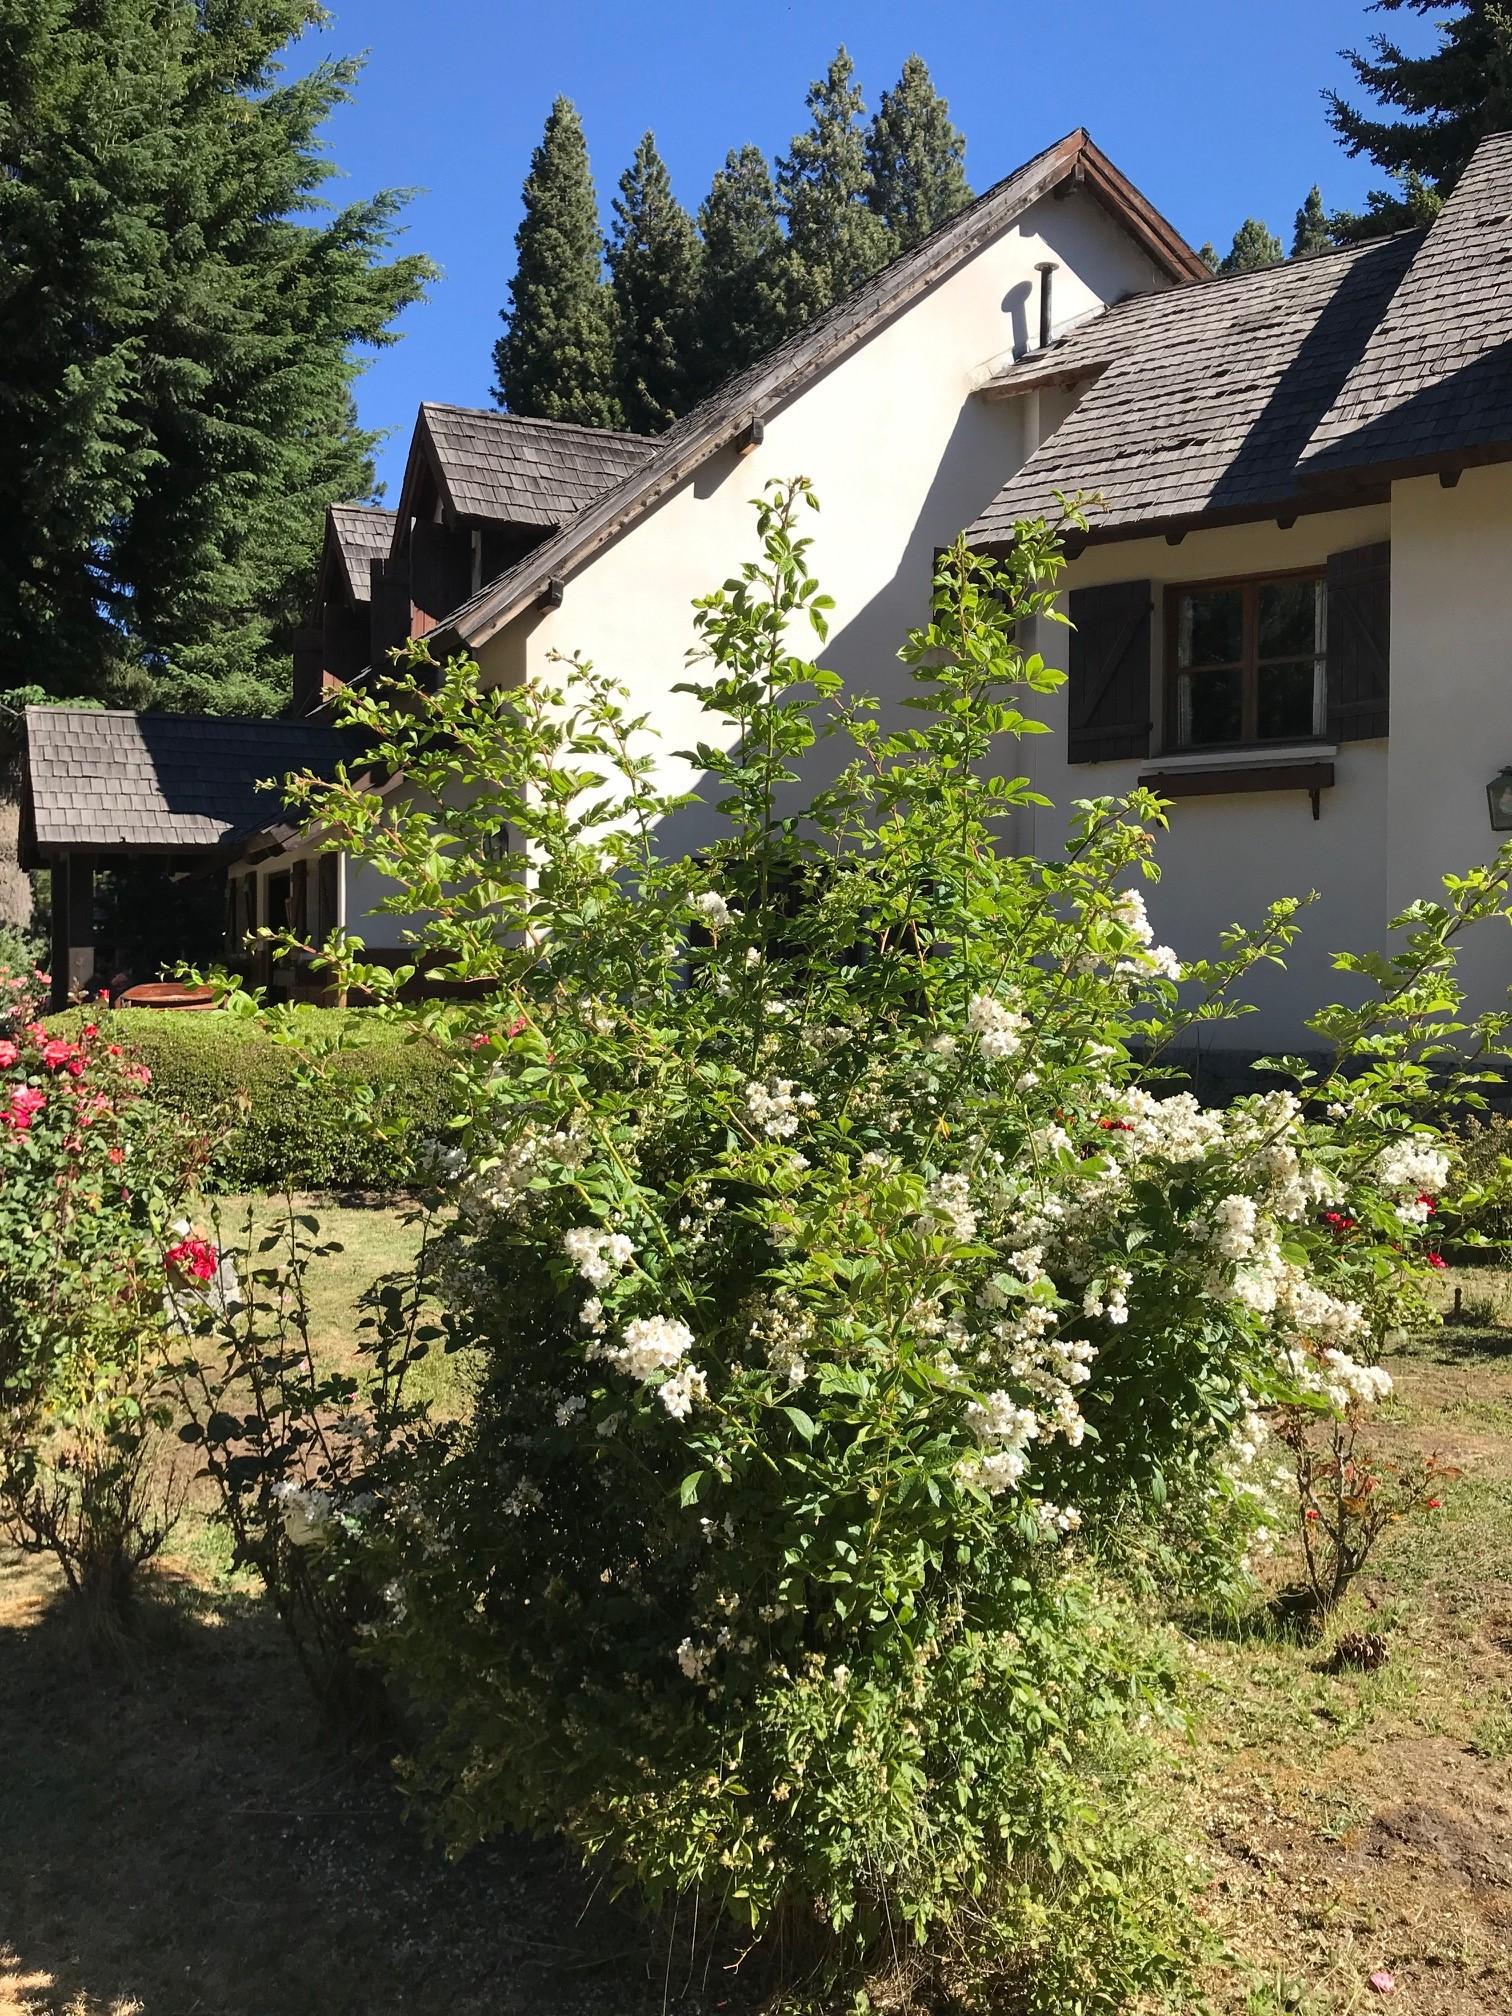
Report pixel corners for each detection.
[5,1085,45,1131]
[1426,1251,1448,1270]
[1425,1497,1442,1510]
[81,1023,98,1040]
[164,1236,218,1283]
[1305,1507,1320,1521]
[39,1039,78,1071]
[1098,1117,1134,1132]
[0,1040,17,1068]
[1416,1192,1437,1215]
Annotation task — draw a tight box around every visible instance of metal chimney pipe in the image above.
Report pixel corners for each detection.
[1035,260,1059,350]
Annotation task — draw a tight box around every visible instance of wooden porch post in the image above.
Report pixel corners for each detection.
[48,851,95,1011]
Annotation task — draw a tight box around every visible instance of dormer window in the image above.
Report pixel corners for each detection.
[1169,572,1327,749]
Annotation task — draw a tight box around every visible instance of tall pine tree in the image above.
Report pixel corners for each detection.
[1218,218,1285,272]
[1291,185,1336,256]
[494,98,621,430]
[1326,0,1512,234]
[695,145,788,395]
[0,0,433,715]
[777,47,892,327]
[607,132,702,433]
[864,55,973,251]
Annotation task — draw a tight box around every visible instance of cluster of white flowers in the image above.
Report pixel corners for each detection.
[691,889,734,933]
[1110,888,1182,981]
[461,1123,585,1223]
[562,1225,635,1287]
[1208,1193,1259,1261]
[1319,1348,1394,1410]
[744,1076,816,1139]
[1081,1266,1130,1325]
[1033,1499,1083,1535]
[1121,1088,1226,1164]
[751,1290,813,1388]
[270,1480,333,1550]
[607,1313,696,1384]
[676,1637,715,1681]
[1373,1137,1449,1200]
[555,1394,586,1427]
[966,992,1027,1063]
[658,1363,708,1419]
[962,1390,1040,1494]
[918,1170,978,1243]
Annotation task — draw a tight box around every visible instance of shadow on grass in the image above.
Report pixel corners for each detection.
[1405,1320,1512,1366]
[0,1554,674,2016]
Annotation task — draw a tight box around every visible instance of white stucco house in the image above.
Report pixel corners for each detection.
[22,126,1512,1056]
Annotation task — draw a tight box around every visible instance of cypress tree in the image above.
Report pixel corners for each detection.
[607,131,703,432]
[864,54,973,251]
[695,145,788,394]
[0,0,433,715]
[1291,185,1335,257]
[777,47,892,326]
[1218,218,1285,273]
[494,98,621,430]
[1326,0,1512,235]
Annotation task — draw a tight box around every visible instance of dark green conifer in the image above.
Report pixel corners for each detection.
[1218,218,1285,273]
[776,47,892,326]
[494,97,621,430]
[694,145,788,393]
[864,54,973,251]
[607,132,703,432]
[1327,0,1512,235]
[1291,185,1335,257]
[0,0,433,713]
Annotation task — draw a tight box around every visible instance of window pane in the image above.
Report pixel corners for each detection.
[1178,588,1243,667]
[1257,658,1321,741]
[1179,664,1243,746]
[1258,579,1321,658]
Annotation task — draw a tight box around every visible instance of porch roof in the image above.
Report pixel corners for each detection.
[22,707,353,860]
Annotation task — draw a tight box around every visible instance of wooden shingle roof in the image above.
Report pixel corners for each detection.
[967,126,1512,546]
[23,708,353,857]
[417,405,657,529]
[327,504,397,604]
[1299,130,1512,479]
[965,231,1424,545]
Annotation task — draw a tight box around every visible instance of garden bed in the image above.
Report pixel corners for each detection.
[2,1225,1510,2015]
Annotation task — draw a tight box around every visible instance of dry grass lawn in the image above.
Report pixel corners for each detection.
[3,1223,1511,2014]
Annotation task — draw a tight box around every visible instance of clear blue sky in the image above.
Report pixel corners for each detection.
[303,0,1435,497]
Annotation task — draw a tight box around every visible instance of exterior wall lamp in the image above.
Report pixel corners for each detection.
[1488,768,1512,831]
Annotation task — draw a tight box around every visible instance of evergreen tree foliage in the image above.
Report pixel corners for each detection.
[776,47,892,326]
[1218,218,1286,273]
[694,145,789,396]
[1291,184,1336,256]
[864,54,973,251]
[0,0,433,714]
[494,97,621,432]
[1197,241,1222,274]
[1326,0,1512,234]
[607,132,702,433]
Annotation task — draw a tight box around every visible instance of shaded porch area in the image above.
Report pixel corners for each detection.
[19,707,350,1011]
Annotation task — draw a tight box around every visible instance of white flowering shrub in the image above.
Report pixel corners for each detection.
[268,481,1512,1993]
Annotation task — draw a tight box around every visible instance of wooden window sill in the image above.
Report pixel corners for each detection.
[1138,759,1335,818]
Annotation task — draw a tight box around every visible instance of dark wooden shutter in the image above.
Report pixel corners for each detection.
[317,853,339,939]
[1326,542,1390,742]
[1066,579,1153,763]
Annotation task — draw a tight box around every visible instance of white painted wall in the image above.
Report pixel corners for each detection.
[1030,468,1512,1050]
[473,187,1171,859]
[1386,466,1512,1023]
[1030,507,1391,1052]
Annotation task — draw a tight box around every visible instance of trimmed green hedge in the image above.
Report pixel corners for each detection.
[46,1007,456,1193]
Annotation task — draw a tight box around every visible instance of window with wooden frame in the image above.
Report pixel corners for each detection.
[1166,570,1327,751]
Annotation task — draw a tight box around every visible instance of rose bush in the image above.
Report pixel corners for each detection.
[0,967,198,1618]
[245,482,1509,2000]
